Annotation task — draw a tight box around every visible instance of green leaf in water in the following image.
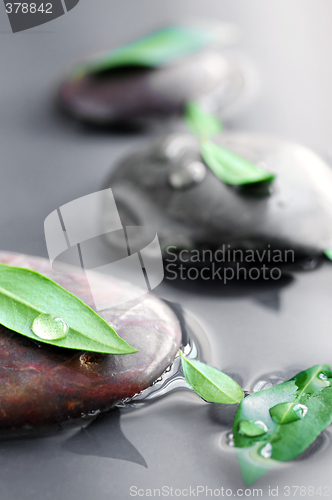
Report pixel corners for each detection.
[324,249,332,260]
[75,26,215,76]
[0,264,136,354]
[179,351,244,404]
[200,140,276,186]
[184,101,223,139]
[233,364,332,485]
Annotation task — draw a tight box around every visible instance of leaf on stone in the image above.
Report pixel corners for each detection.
[76,26,215,76]
[201,140,276,186]
[0,264,136,354]
[179,351,244,404]
[184,101,223,139]
[233,364,332,485]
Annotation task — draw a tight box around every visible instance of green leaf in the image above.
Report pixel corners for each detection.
[75,26,215,76]
[233,364,332,485]
[0,264,136,354]
[324,249,332,260]
[184,101,223,139]
[201,140,276,186]
[238,420,268,437]
[179,351,244,404]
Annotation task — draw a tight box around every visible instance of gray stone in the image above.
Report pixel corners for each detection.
[103,132,332,261]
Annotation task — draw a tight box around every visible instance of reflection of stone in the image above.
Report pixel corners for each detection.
[0,252,181,429]
[64,410,147,467]
[105,133,332,265]
[253,292,280,311]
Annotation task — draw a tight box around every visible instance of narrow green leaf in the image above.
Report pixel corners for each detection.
[179,351,244,404]
[0,264,137,354]
[201,140,276,186]
[233,364,332,485]
[324,249,332,260]
[74,26,215,76]
[184,101,223,139]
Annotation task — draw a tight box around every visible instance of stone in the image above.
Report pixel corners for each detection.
[57,33,246,126]
[103,132,332,262]
[0,252,181,429]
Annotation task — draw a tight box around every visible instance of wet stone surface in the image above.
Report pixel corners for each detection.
[0,252,181,429]
[105,132,332,261]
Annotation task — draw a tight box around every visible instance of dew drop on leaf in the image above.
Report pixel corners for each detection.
[260,442,272,459]
[31,313,69,341]
[293,404,308,419]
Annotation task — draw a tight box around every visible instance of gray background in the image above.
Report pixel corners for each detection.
[0,1,332,499]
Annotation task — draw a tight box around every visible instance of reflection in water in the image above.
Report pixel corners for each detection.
[164,273,294,312]
[116,301,212,408]
[63,409,147,467]
[63,302,211,464]
[293,431,330,462]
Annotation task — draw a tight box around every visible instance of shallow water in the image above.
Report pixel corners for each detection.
[0,265,332,499]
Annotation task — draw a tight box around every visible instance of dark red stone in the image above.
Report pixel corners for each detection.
[0,252,181,429]
[57,50,234,126]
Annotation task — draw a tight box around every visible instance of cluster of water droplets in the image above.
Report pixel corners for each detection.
[234,368,332,461]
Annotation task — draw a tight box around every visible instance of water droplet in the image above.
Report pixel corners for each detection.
[260,442,272,459]
[238,419,268,437]
[31,314,69,341]
[293,404,308,419]
[219,431,235,452]
[226,432,234,447]
[168,161,206,190]
[319,373,328,381]
[269,402,308,424]
[253,380,273,392]
[252,374,285,393]
[155,135,198,162]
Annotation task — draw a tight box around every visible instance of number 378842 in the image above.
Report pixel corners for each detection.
[5,3,53,13]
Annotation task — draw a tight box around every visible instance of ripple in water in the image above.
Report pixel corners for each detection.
[116,302,211,409]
